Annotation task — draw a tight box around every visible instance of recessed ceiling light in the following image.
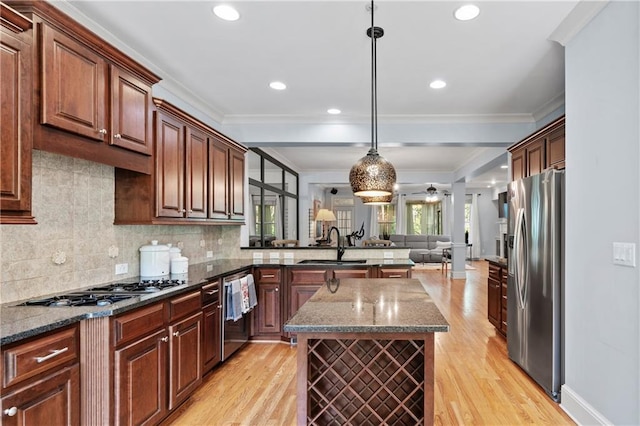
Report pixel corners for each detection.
[269,81,286,90]
[213,5,240,21]
[500,164,508,169]
[327,108,341,115]
[454,4,480,21]
[429,79,447,89]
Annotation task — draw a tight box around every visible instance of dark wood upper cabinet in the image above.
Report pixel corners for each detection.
[155,111,185,218]
[8,0,160,174]
[508,115,565,181]
[114,99,246,225]
[186,126,209,219]
[525,138,545,176]
[40,22,106,141]
[209,138,230,220]
[209,135,246,221]
[110,65,154,156]
[546,126,565,170]
[0,4,35,224]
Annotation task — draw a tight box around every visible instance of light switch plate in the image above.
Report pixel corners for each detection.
[284,252,294,259]
[613,242,636,267]
[206,251,214,258]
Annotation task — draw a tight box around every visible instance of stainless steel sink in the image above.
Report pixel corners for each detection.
[296,259,367,265]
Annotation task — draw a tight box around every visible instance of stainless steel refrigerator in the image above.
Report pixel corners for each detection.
[507,168,564,402]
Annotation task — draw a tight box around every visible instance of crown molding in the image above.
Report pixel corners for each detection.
[549,0,610,46]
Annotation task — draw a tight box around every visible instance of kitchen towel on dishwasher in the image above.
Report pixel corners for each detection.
[225,279,243,321]
[247,274,257,310]
[240,276,250,313]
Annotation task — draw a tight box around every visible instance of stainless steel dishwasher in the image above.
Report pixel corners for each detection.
[221,271,252,361]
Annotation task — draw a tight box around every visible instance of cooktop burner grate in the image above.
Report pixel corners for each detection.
[19,293,136,307]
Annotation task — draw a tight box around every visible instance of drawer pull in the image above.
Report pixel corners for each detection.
[4,407,17,417]
[35,347,68,363]
[205,289,219,295]
[262,274,275,278]
[388,274,402,278]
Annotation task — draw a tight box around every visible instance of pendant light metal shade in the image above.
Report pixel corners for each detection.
[349,1,396,198]
[361,192,394,205]
[350,148,396,197]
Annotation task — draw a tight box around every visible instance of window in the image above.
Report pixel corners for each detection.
[406,201,442,235]
[247,148,299,247]
[378,204,396,238]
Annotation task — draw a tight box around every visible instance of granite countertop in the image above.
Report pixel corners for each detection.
[0,258,414,345]
[484,256,508,267]
[283,278,449,334]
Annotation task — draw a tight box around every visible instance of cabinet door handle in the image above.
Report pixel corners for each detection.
[114,133,122,139]
[262,274,275,278]
[206,289,219,295]
[217,305,222,309]
[161,336,169,342]
[189,209,193,213]
[35,347,68,363]
[388,274,402,278]
[98,128,107,135]
[173,331,179,337]
[4,407,18,417]
[275,288,279,292]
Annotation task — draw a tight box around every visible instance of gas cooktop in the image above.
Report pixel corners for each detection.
[86,278,187,293]
[17,278,187,307]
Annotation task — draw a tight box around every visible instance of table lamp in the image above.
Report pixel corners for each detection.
[315,209,336,241]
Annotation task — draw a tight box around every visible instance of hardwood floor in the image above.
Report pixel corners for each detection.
[168,261,574,425]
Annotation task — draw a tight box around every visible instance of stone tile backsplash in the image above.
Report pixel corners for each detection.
[0,151,241,304]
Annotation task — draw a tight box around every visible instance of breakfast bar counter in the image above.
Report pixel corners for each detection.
[284,278,449,425]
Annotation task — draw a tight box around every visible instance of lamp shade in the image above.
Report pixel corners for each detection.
[361,194,393,205]
[315,209,336,222]
[349,148,396,197]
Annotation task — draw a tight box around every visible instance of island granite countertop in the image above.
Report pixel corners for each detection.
[284,278,449,334]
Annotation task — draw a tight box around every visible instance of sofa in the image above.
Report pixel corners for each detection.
[388,234,451,263]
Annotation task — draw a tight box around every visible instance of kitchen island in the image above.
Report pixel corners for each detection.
[284,278,449,426]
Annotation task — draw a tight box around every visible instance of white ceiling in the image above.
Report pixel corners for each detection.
[63,0,577,189]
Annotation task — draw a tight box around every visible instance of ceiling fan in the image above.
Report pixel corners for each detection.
[412,184,448,202]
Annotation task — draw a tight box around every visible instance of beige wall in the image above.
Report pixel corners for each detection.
[0,151,241,304]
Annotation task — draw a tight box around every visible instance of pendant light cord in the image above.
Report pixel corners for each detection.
[370,0,377,153]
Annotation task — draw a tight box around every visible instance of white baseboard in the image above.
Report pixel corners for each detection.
[449,270,467,279]
[560,384,613,425]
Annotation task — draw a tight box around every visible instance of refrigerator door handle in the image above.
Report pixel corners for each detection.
[514,207,528,309]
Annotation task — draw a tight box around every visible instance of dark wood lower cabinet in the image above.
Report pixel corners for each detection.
[256,283,281,335]
[0,365,79,426]
[114,329,167,426]
[112,290,202,425]
[487,261,507,337]
[168,312,202,410]
[202,303,222,373]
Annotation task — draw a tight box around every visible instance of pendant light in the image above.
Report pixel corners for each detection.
[349,1,396,198]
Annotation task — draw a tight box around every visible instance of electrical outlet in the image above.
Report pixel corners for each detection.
[206,251,214,258]
[383,251,394,259]
[115,263,128,275]
[206,264,213,272]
